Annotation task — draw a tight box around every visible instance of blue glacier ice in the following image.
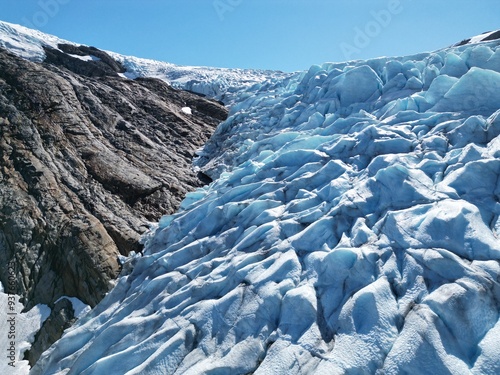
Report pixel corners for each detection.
[26,32,500,374]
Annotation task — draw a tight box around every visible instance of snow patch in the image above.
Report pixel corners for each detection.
[0,293,50,375]
[68,54,100,62]
[54,297,91,319]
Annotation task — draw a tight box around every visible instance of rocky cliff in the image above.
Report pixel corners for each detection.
[0,46,227,363]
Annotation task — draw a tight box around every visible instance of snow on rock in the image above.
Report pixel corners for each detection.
[181,107,192,115]
[54,297,91,319]
[456,30,500,46]
[30,32,500,374]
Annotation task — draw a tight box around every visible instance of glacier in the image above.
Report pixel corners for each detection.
[26,31,500,374]
[0,20,290,103]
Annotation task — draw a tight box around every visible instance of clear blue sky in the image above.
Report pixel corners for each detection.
[2,0,499,72]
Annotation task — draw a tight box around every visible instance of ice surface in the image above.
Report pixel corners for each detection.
[11,24,500,375]
[431,67,500,113]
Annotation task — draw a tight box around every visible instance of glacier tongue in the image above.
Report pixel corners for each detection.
[33,38,500,374]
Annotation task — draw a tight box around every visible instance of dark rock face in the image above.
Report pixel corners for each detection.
[483,30,500,41]
[0,46,226,360]
[24,298,77,366]
[43,44,126,77]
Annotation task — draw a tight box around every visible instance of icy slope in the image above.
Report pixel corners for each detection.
[0,20,288,102]
[32,37,500,374]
